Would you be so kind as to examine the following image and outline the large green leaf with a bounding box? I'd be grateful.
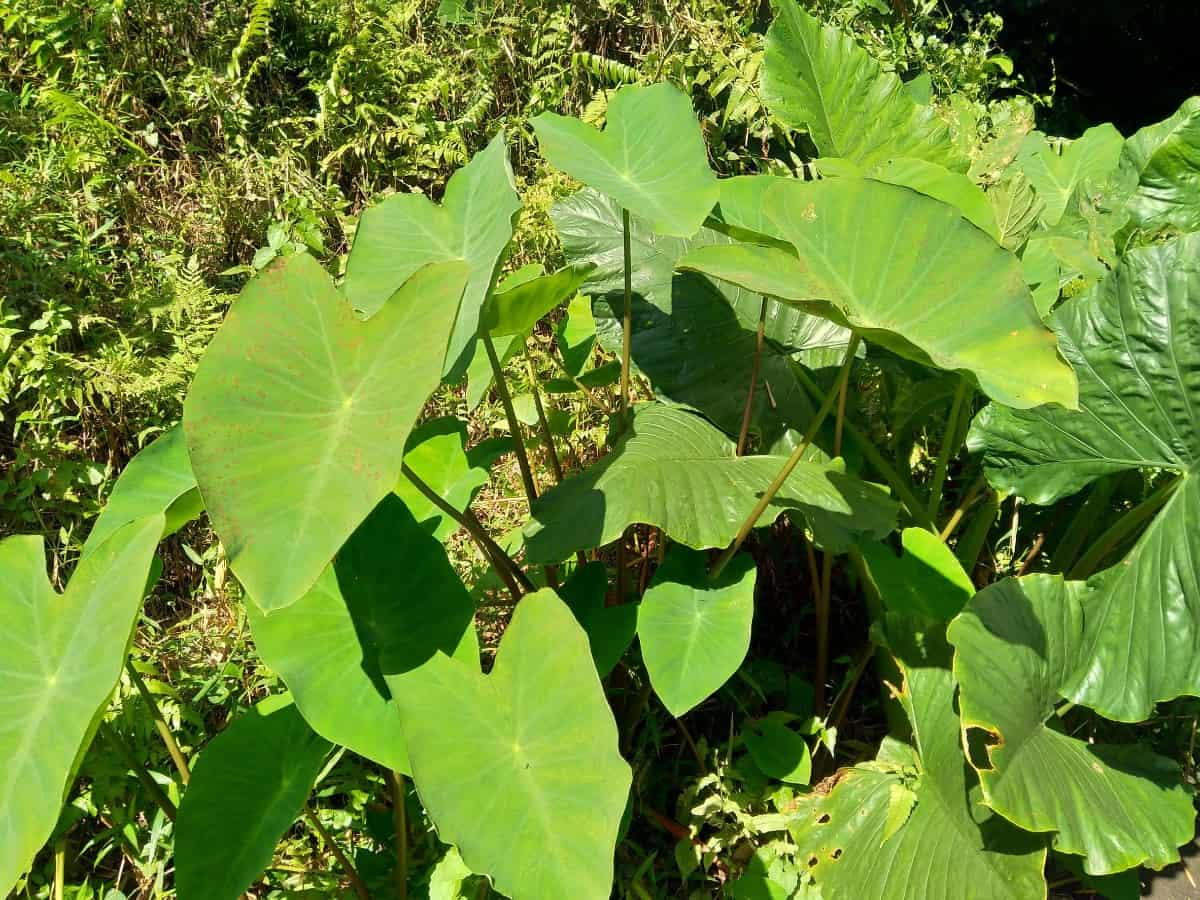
[393,417,490,542]
[789,618,1046,899]
[678,177,1078,410]
[531,82,718,236]
[82,425,202,558]
[389,589,631,900]
[638,546,756,716]
[175,698,331,900]
[183,255,468,614]
[1014,125,1124,225]
[0,516,162,894]
[523,404,897,563]
[969,235,1200,721]
[247,495,477,774]
[762,0,963,171]
[1119,96,1200,236]
[860,527,974,623]
[948,576,1195,874]
[343,131,520,372]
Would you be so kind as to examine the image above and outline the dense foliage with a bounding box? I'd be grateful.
[4,1,1199,899]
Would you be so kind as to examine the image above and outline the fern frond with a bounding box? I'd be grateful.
[228,0,275,79]
[572,51,639,87]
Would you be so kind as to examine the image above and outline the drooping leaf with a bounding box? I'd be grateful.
[183,255,468,613]
[393,418,490,541]
[389,590,631,900]
[523,404,897,563]
[175,698,331,900]
[743,713,812,785]
[948,575,1195,874]
[678,177,1078,410]
[790,618,1047,899]
[987,172,1043,250]
[1015,125,1124,225]
[860,527,974,623]
[762,0,964,171]
[247,496,477,774]
[343,131,520,372]
[482,263,594,337]
[82,425,202,558]
[532,82,718,236]
[0,517,163,895]
[969,234,1200,721]
[559,561,636,677]
[638,546,757,716]
[1119,95,1200,236]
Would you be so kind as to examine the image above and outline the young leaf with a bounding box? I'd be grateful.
[948,576,1195,874]
[393,417,490,542]
[532,82,718,237]
[388,589,631,900]
[183,254,468,614]
[0,518,163,895]
[556,291,597,377]
[246,496,477,773]
[860,528,974,623]
[1014,125,1124,225]
[743,714,813,785]
[988,172,1044,250]
[969,234,1200,721]
[481,263,594,337]
[343,131,520,373]
[523,404,897,563]
[638,546,757,717]
[559,561,636,677]
[175,699,331,900]
[1119,95,1200,236]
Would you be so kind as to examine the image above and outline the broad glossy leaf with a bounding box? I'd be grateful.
[1119,96,1200,235]
[1015,125,1124,225]
[762,0,963,170]
[0,517,162,894]
[482,264,593,337]
[559,562,636,677]
[183,255,468,613]
[393,418,490,541]
[790,618,1046,899]
[638,546,756,716]
[860,527,974,623]
[389,590,631,900]
[175,698,331,900]
[343,131,520,372]
[948,576,1195,874]
[523,404,897,563]
[969,235,1200,720]
[83,425,202,558]
[532,82,718,236]
[247,496,477,773]
[679,177,1078,410]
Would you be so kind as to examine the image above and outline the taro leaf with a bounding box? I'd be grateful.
[1119,95,1200,236]
[743,713,812,785]
[678,177,1078,410]
[790,617,1047,900]
[559,561,636,677]
[175,698,331,900]
[531,82,718,237]
[987,172,1043,250]
[81,424,203,558]
[481,263,593,337]
[948,576,1195,874]
[969,235,1200,721]
[556,291,597,377]
[762,0,964,171]
[343,131,520,373]
[638,546,756,717]
[1014,125,1124,226]
[553,188,843,445]
[246,496,477,774]
[394,418,490,541]
[523,404,897,563]
[389,589,631,900]
[464,330,521,410]
[183,255,468,614]
[0,517,162,895]
[860,527,974,623]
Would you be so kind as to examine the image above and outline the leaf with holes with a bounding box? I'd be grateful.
[1014,125,1124,225]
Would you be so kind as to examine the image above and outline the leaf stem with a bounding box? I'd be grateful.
[927,377,970,520]
[1067,475,1181,580]
[305,808,371,900]
[126,660,191,784]
[524,347,564,483]
[53,841,65,900]
[620,207,633,427]
[99,720,176,821]
[709,335,861,580]
[815,361,851,714]
[390,771,408,900]
[736,296,768,456]
[939,474,987,542]
[481,330,539,504]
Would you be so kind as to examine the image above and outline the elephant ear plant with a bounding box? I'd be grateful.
[4,1,1200,896]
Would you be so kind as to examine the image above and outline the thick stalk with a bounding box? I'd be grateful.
[736,296,768,456]
[927,377,970,520]
[54,842,65,900]
[620,207,633,426]
[126,660,190,784]
[390,772,408,900]
[710,335,861,579]
[939,474,987,542]
[1068,475,1181,579]
[815,368,850,714]
[305,809,371,900]
[481,330,539,504]
[100,721,176,821]
[524,348,564,483]
[401,462,533,598]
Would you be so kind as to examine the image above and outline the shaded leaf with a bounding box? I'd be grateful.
[559,562,636,677]
[860,527,974,623]
[743,714,813,785]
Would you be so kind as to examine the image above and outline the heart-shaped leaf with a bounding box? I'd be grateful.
[532,82,718,237]
[183,254,468,613]
[247,495,477,774]
[638,546,757,716]
[343,131,520,373]
[559,562,636,677]
[523,404,897,563]
[948,575,1195,874]
[1014,125,1124,225]
[969,234,1200,721]
[1120,96,1200,236]
[175,698,331,900]
[389,589,631,900]
[0,516,163,894]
